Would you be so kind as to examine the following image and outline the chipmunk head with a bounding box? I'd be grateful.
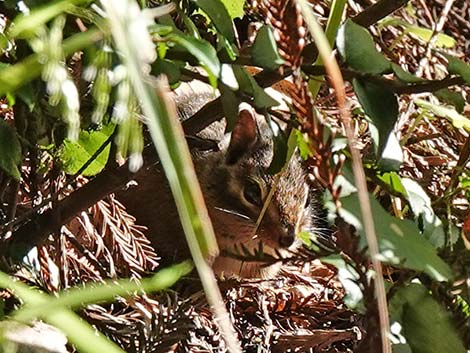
[195,104,314,278]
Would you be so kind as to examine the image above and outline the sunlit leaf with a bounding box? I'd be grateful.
[383,18,456,48]
[251,25,284,70]
[220,0,245,19]
[337,19,391,75]
[60,124,114,176]
[376,171,406,197]
[378,132,403,171]
[338,193,452,281]
[321,255,365,310]
[415,98,470,131]
[169,33,220,86]
[401,178,446,248]
[295,130,314,160]
[406,25,455,48]
[232,65,279,109]
[352,79,398,155]
[194,0,235,42]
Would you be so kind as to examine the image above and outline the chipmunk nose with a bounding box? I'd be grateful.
[279,224,296,247]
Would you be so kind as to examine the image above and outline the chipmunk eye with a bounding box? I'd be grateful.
[243,179,262,206]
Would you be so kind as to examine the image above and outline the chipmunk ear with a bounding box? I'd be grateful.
[226,105,258,165]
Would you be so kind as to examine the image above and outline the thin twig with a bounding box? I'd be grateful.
[297,2,391,353]
[352,0,410,27]
[302,65,467,94]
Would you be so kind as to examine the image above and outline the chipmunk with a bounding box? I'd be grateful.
[116,84,321,278]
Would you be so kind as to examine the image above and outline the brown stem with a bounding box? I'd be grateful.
[302,65,467,94]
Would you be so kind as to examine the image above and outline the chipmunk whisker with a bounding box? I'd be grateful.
[214,207,251,220]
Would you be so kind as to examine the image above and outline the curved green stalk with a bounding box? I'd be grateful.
[307,0,347,98]
[297,1,391,353]
[100,1,241,352]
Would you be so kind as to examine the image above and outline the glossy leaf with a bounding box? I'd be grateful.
[232,65,279,109]
[195,0,235,42]
[251,25,284,70]
[169,33,220,86]
[339,193,452,281]
[337,19,391,75]
[60,124,113,176]
[390,284,465,353]
[0,119,22,180]
[352,79,399,156]
[221,0,245,19]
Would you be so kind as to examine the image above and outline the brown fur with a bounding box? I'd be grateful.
[116,92,316,278]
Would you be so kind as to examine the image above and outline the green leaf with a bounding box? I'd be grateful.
[352,79,399,155]
[232,65,279,109]
[415,98,470,131]
[169,33,220,86]
[220,0,245,19]
[0,120,21,180]
[390,284,466,353]
[403,24,455,48]
[14,262,193,321]
[337,19,391,75]
[251,25,284,70]
[0,271,127,353]
[401,178,445,248]
[295,129,314,160]
[219,85,240,131]
[267,119,288,174]
[194,0,236,42]
[376,171,406,197]
[382,18,456,48]
[151,59,182,86]
[338,193,452,281]
[9,0,85,39]
[321,255,365,310]
[392,64,424,83]
[0,28,102,96]
[378,132,403,171]
[445,54,470,83]
[59,124,113,176]
[434,89,465,113]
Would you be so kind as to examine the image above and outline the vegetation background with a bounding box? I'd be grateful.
[0,0,469,352]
